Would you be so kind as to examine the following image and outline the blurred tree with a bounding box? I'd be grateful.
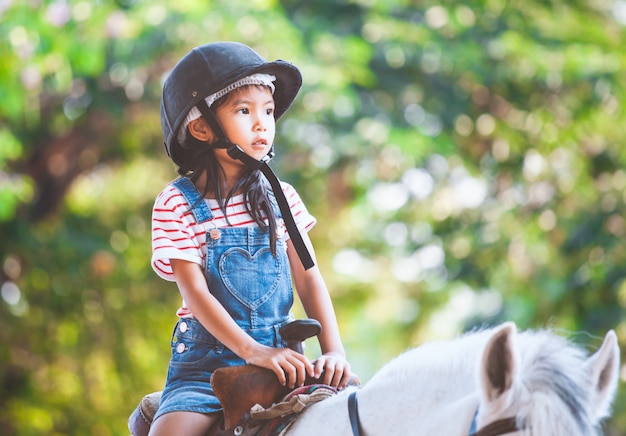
[0,0,625,434]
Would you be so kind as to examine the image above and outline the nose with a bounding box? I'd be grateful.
[254,114,267,131]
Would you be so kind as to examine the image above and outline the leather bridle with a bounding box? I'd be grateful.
[347,391,520,436]
[347,391,362,436]
[469,417,519,436]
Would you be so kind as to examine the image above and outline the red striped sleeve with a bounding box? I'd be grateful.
[280,182,316,238]
[151,185,205,281]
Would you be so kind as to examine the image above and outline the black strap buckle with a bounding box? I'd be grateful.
[227,144,245,159]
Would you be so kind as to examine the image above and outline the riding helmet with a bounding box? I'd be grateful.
[160,41,303,168]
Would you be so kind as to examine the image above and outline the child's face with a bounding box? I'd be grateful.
[213,85,276,164]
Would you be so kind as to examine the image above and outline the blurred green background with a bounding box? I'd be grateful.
[1,0,625,434]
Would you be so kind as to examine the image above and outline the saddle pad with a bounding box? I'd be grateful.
[253,384,338,436]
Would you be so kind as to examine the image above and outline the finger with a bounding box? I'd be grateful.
[337,365,350,390]
[298,355,314,385]
[287,355,307,387]
[297,354,315,378]
[322,361,336,386]
[282,360,297,389]
[330,366,342,388]
[272,361,287,386]
[313,358,325,379]
[332,365,346,388]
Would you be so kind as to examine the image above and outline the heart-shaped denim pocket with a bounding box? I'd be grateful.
[219,247,283,310]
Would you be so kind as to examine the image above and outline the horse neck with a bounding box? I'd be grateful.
[349,332,492,434]
[288,335,487,435]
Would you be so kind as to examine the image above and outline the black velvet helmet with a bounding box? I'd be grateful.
[160,41,303,167]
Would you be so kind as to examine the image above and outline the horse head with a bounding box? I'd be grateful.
[476,322,620,435]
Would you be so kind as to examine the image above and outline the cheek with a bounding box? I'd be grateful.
[266,118,277,134]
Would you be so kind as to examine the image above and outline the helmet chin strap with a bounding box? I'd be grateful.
[196,99,314,271]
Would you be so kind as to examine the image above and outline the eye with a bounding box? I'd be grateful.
[266,107,274,116]
[238,107,250,114]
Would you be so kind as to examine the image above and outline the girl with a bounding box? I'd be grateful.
[149,42,352,435]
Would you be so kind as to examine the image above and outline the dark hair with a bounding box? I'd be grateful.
[176,86,279,255]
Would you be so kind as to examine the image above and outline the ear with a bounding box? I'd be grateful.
[188,118,216,142]
[480,322,520,404]
[584,330,620,420]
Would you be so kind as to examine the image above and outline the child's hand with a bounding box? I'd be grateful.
[313,352,352,390]
[245,345,314,389]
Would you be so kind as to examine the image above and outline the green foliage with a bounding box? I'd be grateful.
[1,0,625,434]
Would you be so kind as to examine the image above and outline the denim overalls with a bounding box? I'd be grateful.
[154,177,295,419]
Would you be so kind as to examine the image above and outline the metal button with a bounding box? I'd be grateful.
[179,321,188,333]
[176,343,186,354]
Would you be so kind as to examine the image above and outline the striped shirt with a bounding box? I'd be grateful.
[151,180,316,283]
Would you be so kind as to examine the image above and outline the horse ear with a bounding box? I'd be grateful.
[479,322,520,404]
[584,330,620,420]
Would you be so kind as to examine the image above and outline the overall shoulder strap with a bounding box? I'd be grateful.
[171,177,214,223]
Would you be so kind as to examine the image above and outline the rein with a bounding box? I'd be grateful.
[346,391,520,436]
[469,416,519,436]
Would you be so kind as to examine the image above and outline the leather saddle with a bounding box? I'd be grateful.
[128,319,325,436]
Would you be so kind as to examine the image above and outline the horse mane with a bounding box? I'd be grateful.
[510,330,597,435]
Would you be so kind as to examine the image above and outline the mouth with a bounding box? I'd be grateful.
[251,139,268,149]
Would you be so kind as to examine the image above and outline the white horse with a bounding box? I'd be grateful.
[287,322,621,435]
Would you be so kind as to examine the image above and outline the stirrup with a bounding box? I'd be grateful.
[128,391,162,436]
